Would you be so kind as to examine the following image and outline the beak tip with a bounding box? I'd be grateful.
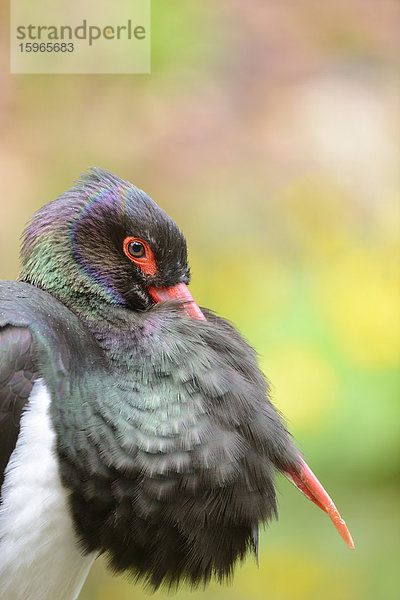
[345,538,356,551]
[283,458,355,551]
[342,527,356,550]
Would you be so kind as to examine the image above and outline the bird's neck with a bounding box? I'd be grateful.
[27,279,161,366]
[67,296,157,366]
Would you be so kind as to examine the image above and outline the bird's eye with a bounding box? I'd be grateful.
[123,236,157,276]
[127,241,145,258]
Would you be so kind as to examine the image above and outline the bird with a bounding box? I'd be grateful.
[0,168,354,600]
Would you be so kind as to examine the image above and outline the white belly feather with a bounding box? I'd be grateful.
[0,379,96,600]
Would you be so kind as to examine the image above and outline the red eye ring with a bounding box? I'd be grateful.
[123,236,157,276]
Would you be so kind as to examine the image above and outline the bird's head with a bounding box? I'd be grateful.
[19,168,199,316]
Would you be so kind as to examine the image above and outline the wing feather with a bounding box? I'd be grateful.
[0,326,37,495]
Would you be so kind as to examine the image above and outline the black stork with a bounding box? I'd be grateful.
[0,168,354,600]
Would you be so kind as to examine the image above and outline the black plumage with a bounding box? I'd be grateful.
[0,281,299,589]
[0,169,354,598]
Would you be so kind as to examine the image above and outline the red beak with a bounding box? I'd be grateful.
[148,282,207,321]
[148,282,355,550]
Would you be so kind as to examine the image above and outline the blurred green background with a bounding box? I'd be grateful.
[1,1,399,599]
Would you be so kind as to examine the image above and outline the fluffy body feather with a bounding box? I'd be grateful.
[0,280,298,589]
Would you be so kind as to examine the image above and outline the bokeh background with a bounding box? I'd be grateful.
[1,1,399,599]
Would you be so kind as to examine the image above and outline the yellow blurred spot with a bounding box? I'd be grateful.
[315,247,400,368]
[194,239,291,325]
[232,547,363,600]
[261,343,339,431]
[276,176,354,259]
